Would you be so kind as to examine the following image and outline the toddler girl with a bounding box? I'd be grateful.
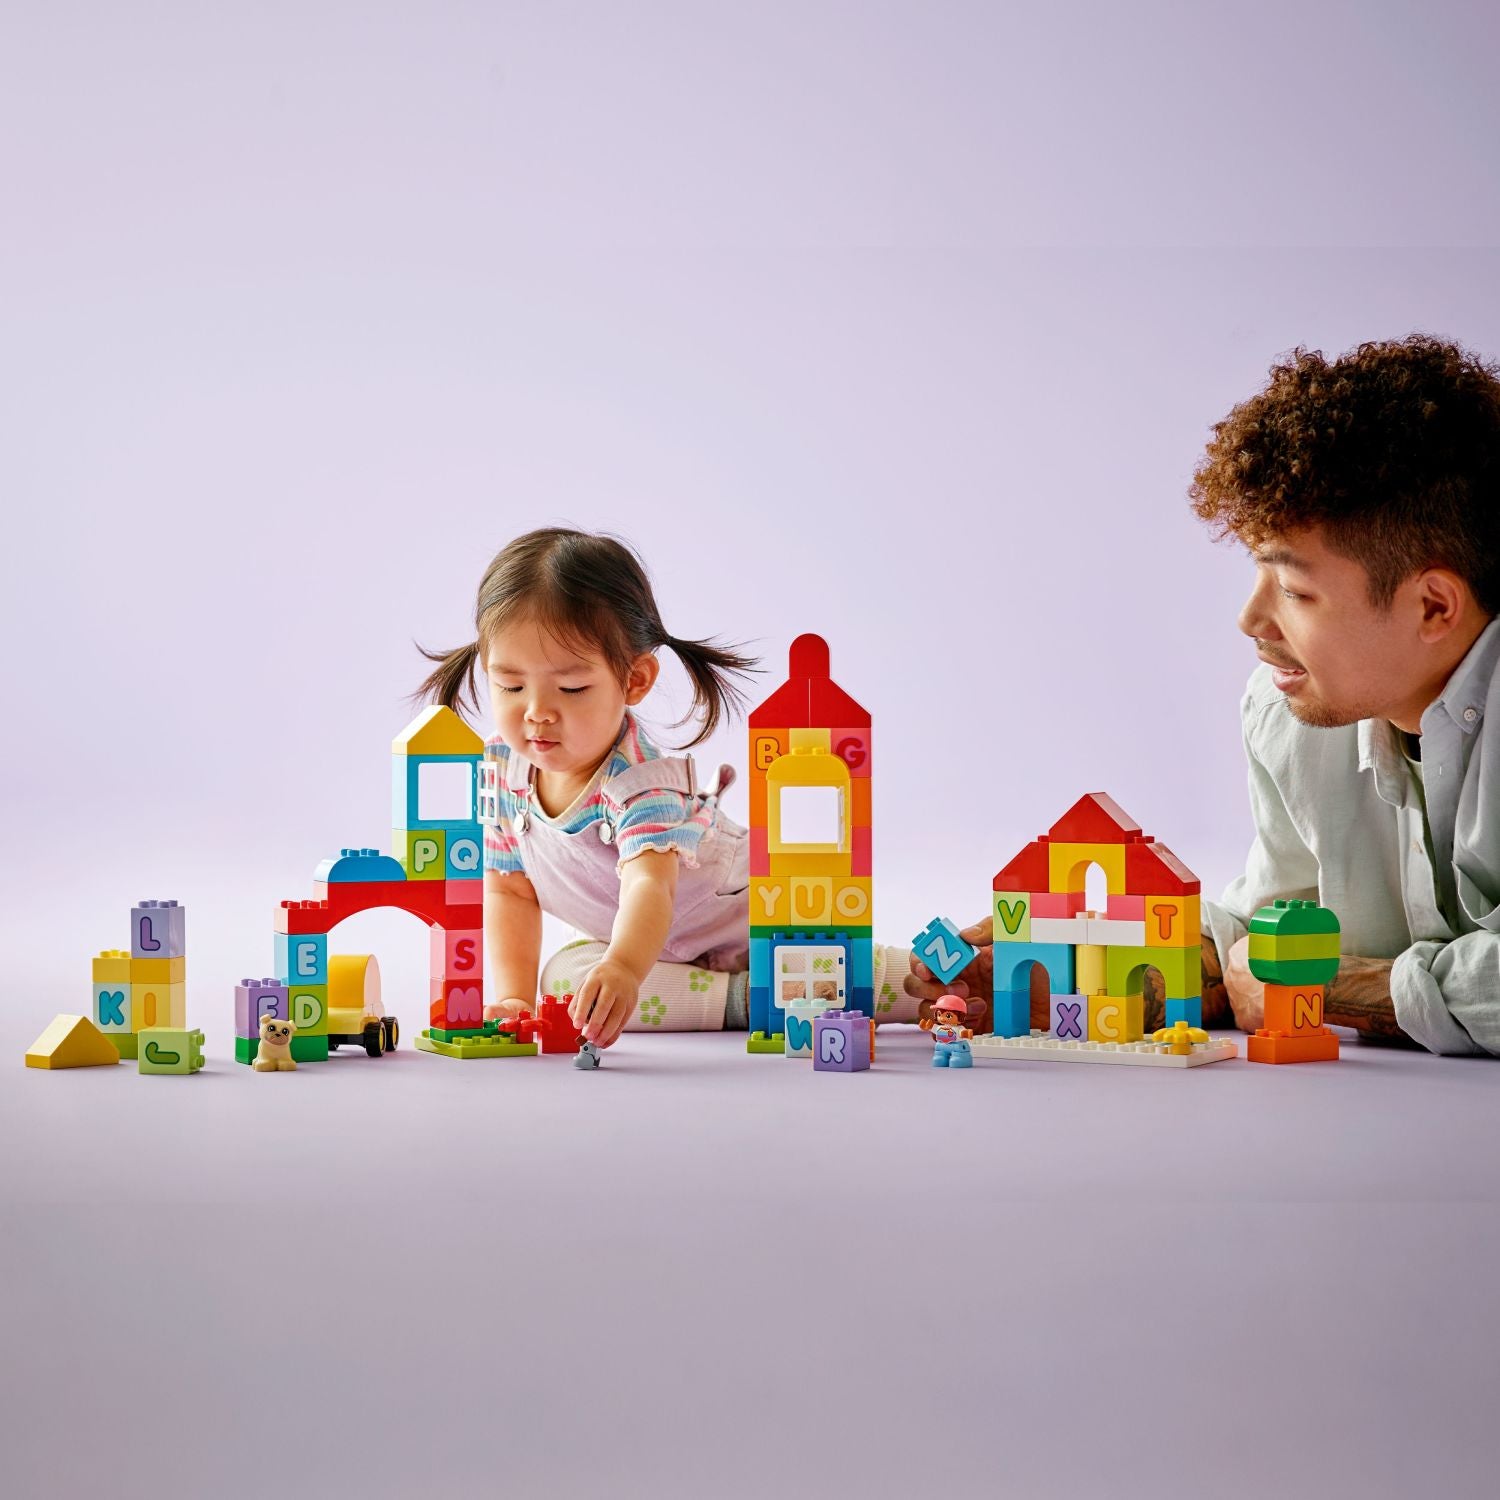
[416,526,912,1045]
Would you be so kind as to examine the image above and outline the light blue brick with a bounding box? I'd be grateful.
[993,942,1074,1000]
[274,931,327,986]
[912,916,977,986]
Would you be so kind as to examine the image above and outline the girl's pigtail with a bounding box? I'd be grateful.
[412,640,481,719]
[664,635,759,746]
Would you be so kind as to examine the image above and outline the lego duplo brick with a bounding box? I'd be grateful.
[970,1032,1237,1069]
[92,982,132,1033]
[235,979,289,1038]
[430,927,483,982]
[993,942,1076,1000]
[992,892,1032,943]
[1050,994,1086,1040]
[138,1028,206,1075]
[813,1009,871,1072]
[783,999,821,1058]
[1047,793,1143,844]
[274,932,328,987]
[26,1015,122,1069]
[1247,1029,1340,1064]
[131,900,185,959]
[1247,900,1341,986]
[287,985,329,1035]
[1145,896,1201,947]
[912,916,977,987]
[1263,982,1327,1034]
[1164,997,1203,1028]
[430,978,484,1031]
[312,847,408,884]
[1047,842,1126,896]
[92,950,132,984]
[1086,992,1144,1044]
[394,828,448,882]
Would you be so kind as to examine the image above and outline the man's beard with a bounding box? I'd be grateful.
[1284,694,1371,729]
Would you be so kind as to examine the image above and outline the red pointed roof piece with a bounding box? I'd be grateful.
[1048,793,1142,844]
[1124,839,1200,896]
[993,839,1051,892]
[749,633,870,729]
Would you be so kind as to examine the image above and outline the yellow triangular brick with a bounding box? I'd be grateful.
[391,705,483,757]
[25,1014,122,1069]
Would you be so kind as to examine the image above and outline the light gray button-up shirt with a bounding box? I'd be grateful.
[1203,617,1500,1056]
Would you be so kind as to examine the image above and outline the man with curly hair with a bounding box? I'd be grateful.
[1188,334,1500,1055]
[907,334,1500,1057]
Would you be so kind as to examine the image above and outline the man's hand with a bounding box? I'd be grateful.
[570,956,640,1048]
[906,917,993,1006]
[903,916,1050,1031]
[1223,935,1265,1032]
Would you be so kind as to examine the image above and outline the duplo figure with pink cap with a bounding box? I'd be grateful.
[920,994,974,1068]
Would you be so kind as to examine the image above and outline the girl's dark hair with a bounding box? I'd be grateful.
[414,528,758,747]
[1190,333,1500,613]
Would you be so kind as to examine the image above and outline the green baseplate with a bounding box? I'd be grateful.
[235,1034,330,1065]
[233,1018,540,1064]
[747,1031,785,1055]
[417,1032,540,1056]
[415,1028,537,1059]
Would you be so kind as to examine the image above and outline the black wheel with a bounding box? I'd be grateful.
[328,1037,341,1050]
[382,1016,399,1051]
[362,1020,386,1058]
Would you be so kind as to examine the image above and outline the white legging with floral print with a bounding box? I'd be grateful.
[539,940,921,1032]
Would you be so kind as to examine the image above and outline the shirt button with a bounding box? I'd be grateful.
[1464,707,1478,723]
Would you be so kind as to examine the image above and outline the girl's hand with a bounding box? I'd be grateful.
[571,957,640,1048]
[483,997,530,1023]
[906,916,993,1006]
[1222,935,1265,1032]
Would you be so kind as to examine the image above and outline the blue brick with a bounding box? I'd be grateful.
[1165,997,1203,1028]
[313,847,408,884]
[274,932,327,986]
[991,993,1031,1038]
[993,941,1074,1002]
[912,915,977,986]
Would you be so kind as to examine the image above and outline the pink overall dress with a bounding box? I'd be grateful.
[508,752,751,973]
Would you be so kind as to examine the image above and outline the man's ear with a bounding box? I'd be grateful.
[1414,568,1472,643]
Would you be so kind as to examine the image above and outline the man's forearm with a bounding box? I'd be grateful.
[1324,955,1412,1041]
[1138,936,1231,1032]
[1198,935,1233,1028]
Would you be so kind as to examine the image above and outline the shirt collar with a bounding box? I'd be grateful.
[1425,615,1500,737]
[1357,615,1500,798]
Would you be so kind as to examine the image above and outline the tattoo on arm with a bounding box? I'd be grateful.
[1129,938,1230,1034]
[1142,965,1164,1033]
[1198,935,1233,1029]
[1324,956,1412,1042]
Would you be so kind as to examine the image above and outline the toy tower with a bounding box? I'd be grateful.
[1245,899,1341,1063]
[90,900,188,1060]
[392,707,485,883]
[990,793,1201,1040]
[239,706,488,1064]
[746,634,873,1054]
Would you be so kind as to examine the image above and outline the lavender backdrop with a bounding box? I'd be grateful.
[6,7,1500,1499]
[3,1,1499,1014]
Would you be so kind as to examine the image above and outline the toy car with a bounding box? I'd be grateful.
[325,953,400,1057]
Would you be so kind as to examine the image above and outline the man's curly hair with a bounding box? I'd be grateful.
[1189,334,1500,614]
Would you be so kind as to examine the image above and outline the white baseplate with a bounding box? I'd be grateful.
[969,1031,1238,1069]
